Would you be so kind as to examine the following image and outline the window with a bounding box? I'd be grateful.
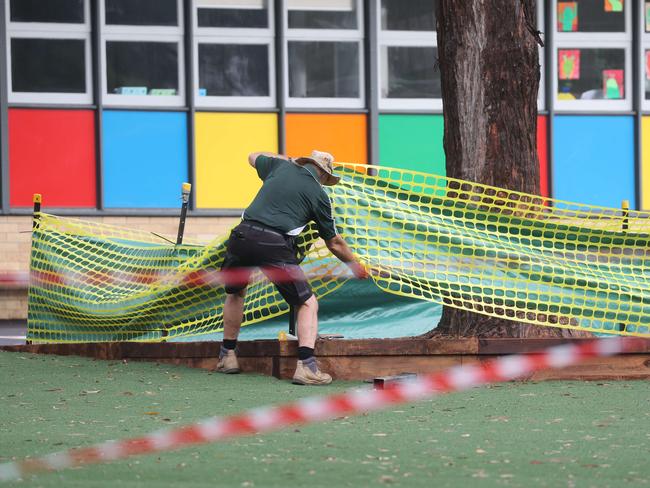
[557,1,625,33]
[11,39,86,94]
[193,0,275,108]
[642,2,650,110]
[645,48,650,102]
[537,1,545,111]
[105,0,178,26]
[288,0,358,29]
[100,0,184,107]
[106,41,179,96]
[285,0,364,108]
[553,0,631,111]
[558,48,625,99]
[6,0,92,104]
[197,0,268,28]
[198,44,269,96]
[10,0,84,24]
[381,0,435,31]
[289,41,359,98]
[378,0,440,110]
[382,46,439,99]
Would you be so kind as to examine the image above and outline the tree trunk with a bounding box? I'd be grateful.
[429,0,589,338]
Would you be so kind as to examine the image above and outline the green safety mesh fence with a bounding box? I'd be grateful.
[27,163,650,342]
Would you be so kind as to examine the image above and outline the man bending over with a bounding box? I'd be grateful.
[217,150,368,385]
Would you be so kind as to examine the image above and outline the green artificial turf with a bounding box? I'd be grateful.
[1,351,648,488]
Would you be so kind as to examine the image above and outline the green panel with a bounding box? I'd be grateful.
[378,114,446,175]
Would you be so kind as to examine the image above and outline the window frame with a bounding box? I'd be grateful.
[192,0,276,108]
[376,1,440,111]
[5,0,93,105]
[284,0,365,109]
[552,0,632,112]
[99,0,185,108]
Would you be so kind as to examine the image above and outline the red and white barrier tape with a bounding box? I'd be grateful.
[0,337,646,482]
[0,271,29,289]
[0,264,368,291]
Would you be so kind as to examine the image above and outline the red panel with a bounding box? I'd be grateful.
[9,109,96,207]
[537,115,549,198]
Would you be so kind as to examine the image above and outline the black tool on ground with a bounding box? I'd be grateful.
[373,373,417,390]
[318,334,344,339]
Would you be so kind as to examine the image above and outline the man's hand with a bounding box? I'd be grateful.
[325,235,369,280]
[346,260,369,280]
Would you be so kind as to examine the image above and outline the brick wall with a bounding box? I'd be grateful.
[0,215,238,320]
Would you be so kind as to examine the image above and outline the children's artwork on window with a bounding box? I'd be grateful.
[557,48,624,101]
[646,2,650,32]
[602,69,624,99]
[604,0,623,12]
[557,2,578,32]
[559,50,580,80]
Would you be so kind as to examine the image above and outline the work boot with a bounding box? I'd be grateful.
[216,348,240,374]
[292,358,332,385]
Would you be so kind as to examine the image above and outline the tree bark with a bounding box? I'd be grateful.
[429,0,589,338]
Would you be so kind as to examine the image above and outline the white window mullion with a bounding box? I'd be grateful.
[286,28,361,41]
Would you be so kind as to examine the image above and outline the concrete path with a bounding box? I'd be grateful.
[0,320,27,345]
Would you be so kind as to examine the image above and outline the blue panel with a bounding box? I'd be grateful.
[103,111,188,208]
[553,115,635,209]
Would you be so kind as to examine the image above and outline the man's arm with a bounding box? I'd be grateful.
[248,152,292,168]
[325,235,369,279]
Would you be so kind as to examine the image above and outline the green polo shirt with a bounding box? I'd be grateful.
[242,156,338,240]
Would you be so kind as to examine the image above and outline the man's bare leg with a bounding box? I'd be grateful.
[217,290,246,374]
[292,295,331,384]
[297,294,319,348]
[223,289,246,340]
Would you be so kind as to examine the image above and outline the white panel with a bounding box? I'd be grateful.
[287,0,353,12]
[197,0,264,9]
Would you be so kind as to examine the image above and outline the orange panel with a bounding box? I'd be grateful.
[285,114,368,165]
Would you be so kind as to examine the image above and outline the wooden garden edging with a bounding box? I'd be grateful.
[2,337,650,381]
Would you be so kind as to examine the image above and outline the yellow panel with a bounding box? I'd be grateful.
[195,113,278,209]
[643,117,650,210]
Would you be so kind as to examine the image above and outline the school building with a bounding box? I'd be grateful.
[0,0,647,318]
